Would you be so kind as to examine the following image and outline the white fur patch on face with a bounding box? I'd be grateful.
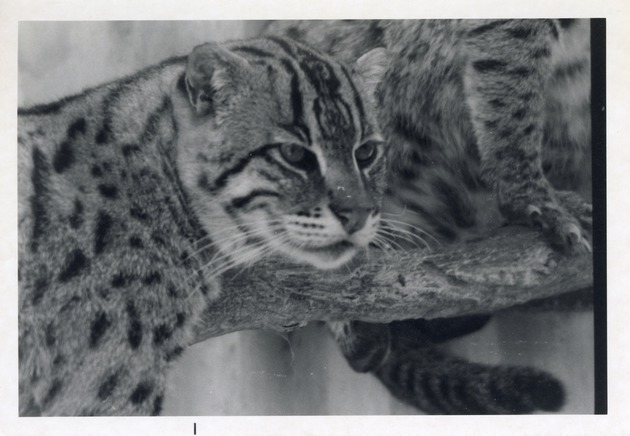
[272,205,380,270]
[197,168,381,271]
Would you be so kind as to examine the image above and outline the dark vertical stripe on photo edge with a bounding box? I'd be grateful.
[590,18,607,415]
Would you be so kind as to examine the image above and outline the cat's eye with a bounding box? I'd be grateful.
[355,141,379,168]
[279,143,318,171]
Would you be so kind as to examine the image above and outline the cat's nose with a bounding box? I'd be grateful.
[330,204,372,234]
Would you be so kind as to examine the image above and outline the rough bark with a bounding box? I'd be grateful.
[193,226,593,343]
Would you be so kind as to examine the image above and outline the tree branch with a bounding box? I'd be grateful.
[193,226,593,343]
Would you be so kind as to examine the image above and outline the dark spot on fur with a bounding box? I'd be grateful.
[506,26,534,39]
[91,165,103,177]
[523,124,536,136]
[399,167,417,180]
[484,119,499,130]
[165,346,184,362]
[519,92,536,103]
[558,19,577,29]
[176,313,186,328]
[286,26,304,40]
[31,276,49,306]
[547,20,559,39]
[367,21,386,46]
[176,73,187,94]
[140,97,171,142]
[151,395,164,416]
[472,59,508,73]
[129,235,143,248]
[41,379,63,409]
[196,153,210,163]
[168,285,180,298]
[97,372,119,400]
[45,323,56,347]
[94,210,113,254]
[98,184,118,199]
[142,271,161,286]
[68,118,87,139]
[498,128,513,139]
[53,354,65,367]
[397,274,406,287]
[130,206,149,221]
[199,284,209,296]
[111,272,133,288]
[30,147,50,253]
[488,98,506,108]
[53,141,74,173]
[197,173,212,194]
[58,249,89,283]
[179,251,191,268]
[129,381,154,405]
[126,301,142,349]
[509,66,533,78]
[153,325,172,346]
[122,144,141,158]
[96,126,111,144]
[512,108,526,120]
[69,198,84,229]
[89,312,111,348]
[468,20,510,37]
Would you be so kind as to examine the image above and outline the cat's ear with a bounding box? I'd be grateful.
[353,48,390,98]
[181,43,250,117]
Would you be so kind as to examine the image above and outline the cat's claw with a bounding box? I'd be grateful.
[526,204,543,228]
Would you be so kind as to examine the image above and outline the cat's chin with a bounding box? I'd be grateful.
[284,240,359,270]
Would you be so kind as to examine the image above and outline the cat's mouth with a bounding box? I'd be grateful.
[298,240,354,255]
[285,239,358,270]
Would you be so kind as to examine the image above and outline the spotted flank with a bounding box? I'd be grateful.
[18,35,388,415]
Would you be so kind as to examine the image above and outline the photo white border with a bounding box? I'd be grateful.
[2,1,629,434]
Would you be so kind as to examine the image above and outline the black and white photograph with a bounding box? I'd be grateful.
[16,18,601,416]
[3,2,628,434]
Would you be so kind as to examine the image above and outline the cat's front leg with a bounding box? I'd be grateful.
[462,19,591,253]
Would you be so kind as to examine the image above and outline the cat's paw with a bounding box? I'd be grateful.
[330,321,391,373]
[554,190,593,230]
[500,186,592,254]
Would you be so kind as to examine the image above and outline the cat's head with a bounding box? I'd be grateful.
[172,37,389,270]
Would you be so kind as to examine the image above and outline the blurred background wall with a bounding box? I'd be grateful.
[18,21,594,415]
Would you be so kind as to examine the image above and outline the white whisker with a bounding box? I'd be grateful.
[379,216,441,247]
[377,226,430,250]
[374,231,409,252]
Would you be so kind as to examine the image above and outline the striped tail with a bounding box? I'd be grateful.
[375,345,565,414]
[334,319,565,414]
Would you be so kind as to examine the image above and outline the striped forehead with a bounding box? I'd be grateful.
[232,37,366,150]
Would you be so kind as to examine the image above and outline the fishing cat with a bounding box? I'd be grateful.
[266,19,593,414]
[18,36,390,415]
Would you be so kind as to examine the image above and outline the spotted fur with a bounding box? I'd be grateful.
[268,19,592,414]
[18,36,388,416]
